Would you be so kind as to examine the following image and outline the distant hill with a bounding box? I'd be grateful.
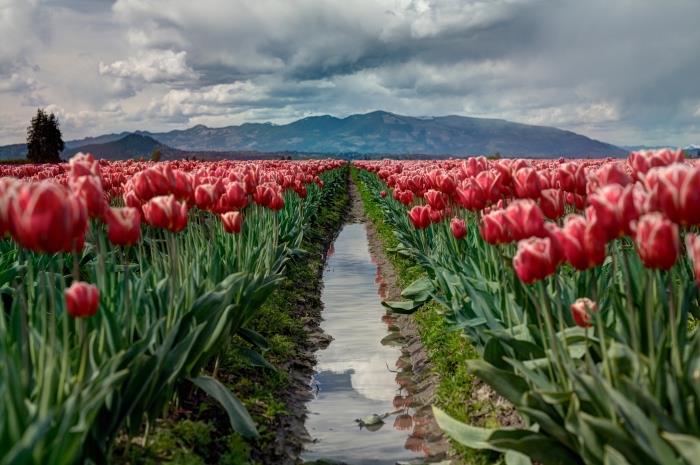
[63,134,171,160]
[140,111,626,157]
[1,110,628,159]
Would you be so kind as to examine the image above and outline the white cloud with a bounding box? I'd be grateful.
[0,73,37,93]
[99,49,197,83]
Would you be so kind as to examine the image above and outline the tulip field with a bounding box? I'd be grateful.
[1,149,700,465]
[0,155,344,464]
[353,150,700,465]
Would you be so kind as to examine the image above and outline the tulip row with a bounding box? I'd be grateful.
[353,150,699,465]
[0,155,345,464]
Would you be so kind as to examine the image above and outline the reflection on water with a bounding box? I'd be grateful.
[302,223,425,465]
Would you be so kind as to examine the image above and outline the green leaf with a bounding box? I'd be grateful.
[432,406,496,450]
[662,432,700,465]
[467,359,529,407]
[603,446,634,465]
[381,299,422,314]
[400,276,433,302]
[189,375,258,438]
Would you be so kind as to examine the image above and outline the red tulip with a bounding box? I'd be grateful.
[142,195,189,232]
[558,162,588,194]
[194,183,220,210]
[503,199,547,241]
[380,190,387,198]
[9,182,88,253]
[588,184,638,240]
[69,175,106,218]
[513,237,560,284]
[64,281,100,318]
[0,177,19,236]
[628,148,684,180]
[540,188,566,220]
[513,167,541,199]
[647,164,700,226]
[105,207,141,246]
[424,189,448,211]
[552,214,606,270]
[69,152,101,179]
[570,298,598,328]
[634,212,679,270]
[225,181,248,209]
[686,234,700,287]
[450,217,467,240]
[408,205,431,229]
[220,211,243,234]
[132,167,171,201]
[455,180,486,211]
[480,210,511,244]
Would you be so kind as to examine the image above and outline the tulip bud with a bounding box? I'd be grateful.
[69,175,106,218]
[450,217,467,240]
[633,212,679,270]
[503,199,547,241]
[570,298,598,328]
[513,167,541,199]
[540,188,566,220]
[686,234,700,287]
[408,205,431,229]
[221,211,244,234]
[225,181,248,209]
[424,189,448,211]
[105,207,141,246]
[142,195,189,232]
[380,190,387,198]
[553,214,606,270]
[9,182,88,253]
[480,210,511,244]
[512,237,560,284]
[64,281,100,318]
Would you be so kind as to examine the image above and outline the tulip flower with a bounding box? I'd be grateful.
[380,190,387,198]
[540,188,566,220]
[552,214,606,270]
[221,211,244,234]
[105,207,141,246]
[450,217,467,240]
[513,167,541,199]
[142,195,189,232]
[634,212,679,270]
[64,281,100,318]
[424,189,448,211]
[588,184,638,240]
[503,199,547,241]
[0,177,18,236]
[570,298,598,328]
[9,182,88,253]
[194,184,220,210]
[513,237,560,284]
[408,205,431,229]
[480,210,511,245]
[647,164,700,226]
[69,175,107,218]
[223,181,248,210]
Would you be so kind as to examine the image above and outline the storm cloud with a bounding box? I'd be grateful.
[1,0,699,146]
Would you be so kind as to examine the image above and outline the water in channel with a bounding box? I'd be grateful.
[302,223,425,465]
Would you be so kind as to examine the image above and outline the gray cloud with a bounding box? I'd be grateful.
[1,0,700,146]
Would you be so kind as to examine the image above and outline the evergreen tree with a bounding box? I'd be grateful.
[26,109,65,163]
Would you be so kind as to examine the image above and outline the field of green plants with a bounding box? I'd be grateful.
[1,149,699,465]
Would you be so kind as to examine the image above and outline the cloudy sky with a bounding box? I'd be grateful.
[1,0,699,146]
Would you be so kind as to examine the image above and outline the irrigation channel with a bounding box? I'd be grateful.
[302,217,447,465]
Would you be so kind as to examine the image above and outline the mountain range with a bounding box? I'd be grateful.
[0,110,631,160]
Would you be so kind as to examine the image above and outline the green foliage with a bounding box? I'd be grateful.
[354,167,700,465]
[0,167,348,465]
[26,108,64,163]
